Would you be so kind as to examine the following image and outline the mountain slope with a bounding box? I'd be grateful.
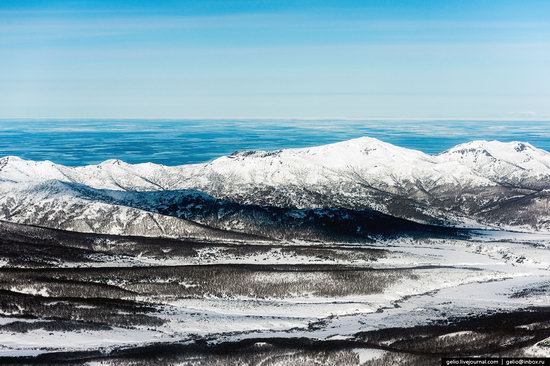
[1,137,549,232]
[0,180,463,241]
[0,180,253,241]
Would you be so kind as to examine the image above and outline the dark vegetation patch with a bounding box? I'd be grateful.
[356,306,550,357]
[0,290,164,328]
[0,264,420,299]
[0,319,110,333]
[0,342,363,365]
[0,220,392,267]
[510,281,550,299]
[0,239,100,267]
[2,308,549,365]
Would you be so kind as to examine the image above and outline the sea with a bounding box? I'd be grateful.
[0,119,549,166]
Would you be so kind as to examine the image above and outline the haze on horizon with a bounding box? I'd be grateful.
[1,0,549,119]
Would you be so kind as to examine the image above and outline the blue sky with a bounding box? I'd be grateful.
[1,0,550,119]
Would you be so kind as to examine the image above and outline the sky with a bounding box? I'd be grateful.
[1,0,550,119]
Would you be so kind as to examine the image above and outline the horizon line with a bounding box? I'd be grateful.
[2,117,550,122]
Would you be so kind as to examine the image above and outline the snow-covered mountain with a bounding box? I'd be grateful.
[0,180,254,241]
[1,137,549,233]
[0,179,460,241]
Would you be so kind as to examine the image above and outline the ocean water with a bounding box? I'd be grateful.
[0,120,549,166]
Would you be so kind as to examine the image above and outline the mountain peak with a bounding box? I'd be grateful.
[0,137,549,232]
[444,140,537,155]
[312,136,401,150]
[98,159,126,167]
[282,136,430,163]
[0,155,24,168]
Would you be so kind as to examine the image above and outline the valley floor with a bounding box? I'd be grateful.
[0,223,549,365]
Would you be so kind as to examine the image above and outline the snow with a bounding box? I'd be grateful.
[1,137,547,191]
[9,287,50,297]
[353,348,387,363]
[1,232,549,357]
[1,136,549,232]
[1,137,549,359]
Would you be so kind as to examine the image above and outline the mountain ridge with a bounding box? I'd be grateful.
[1,137,549,233]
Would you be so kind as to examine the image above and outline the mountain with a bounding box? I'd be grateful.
[0,180,253,241]
[1,137,549,233]
[0,179,461,241]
